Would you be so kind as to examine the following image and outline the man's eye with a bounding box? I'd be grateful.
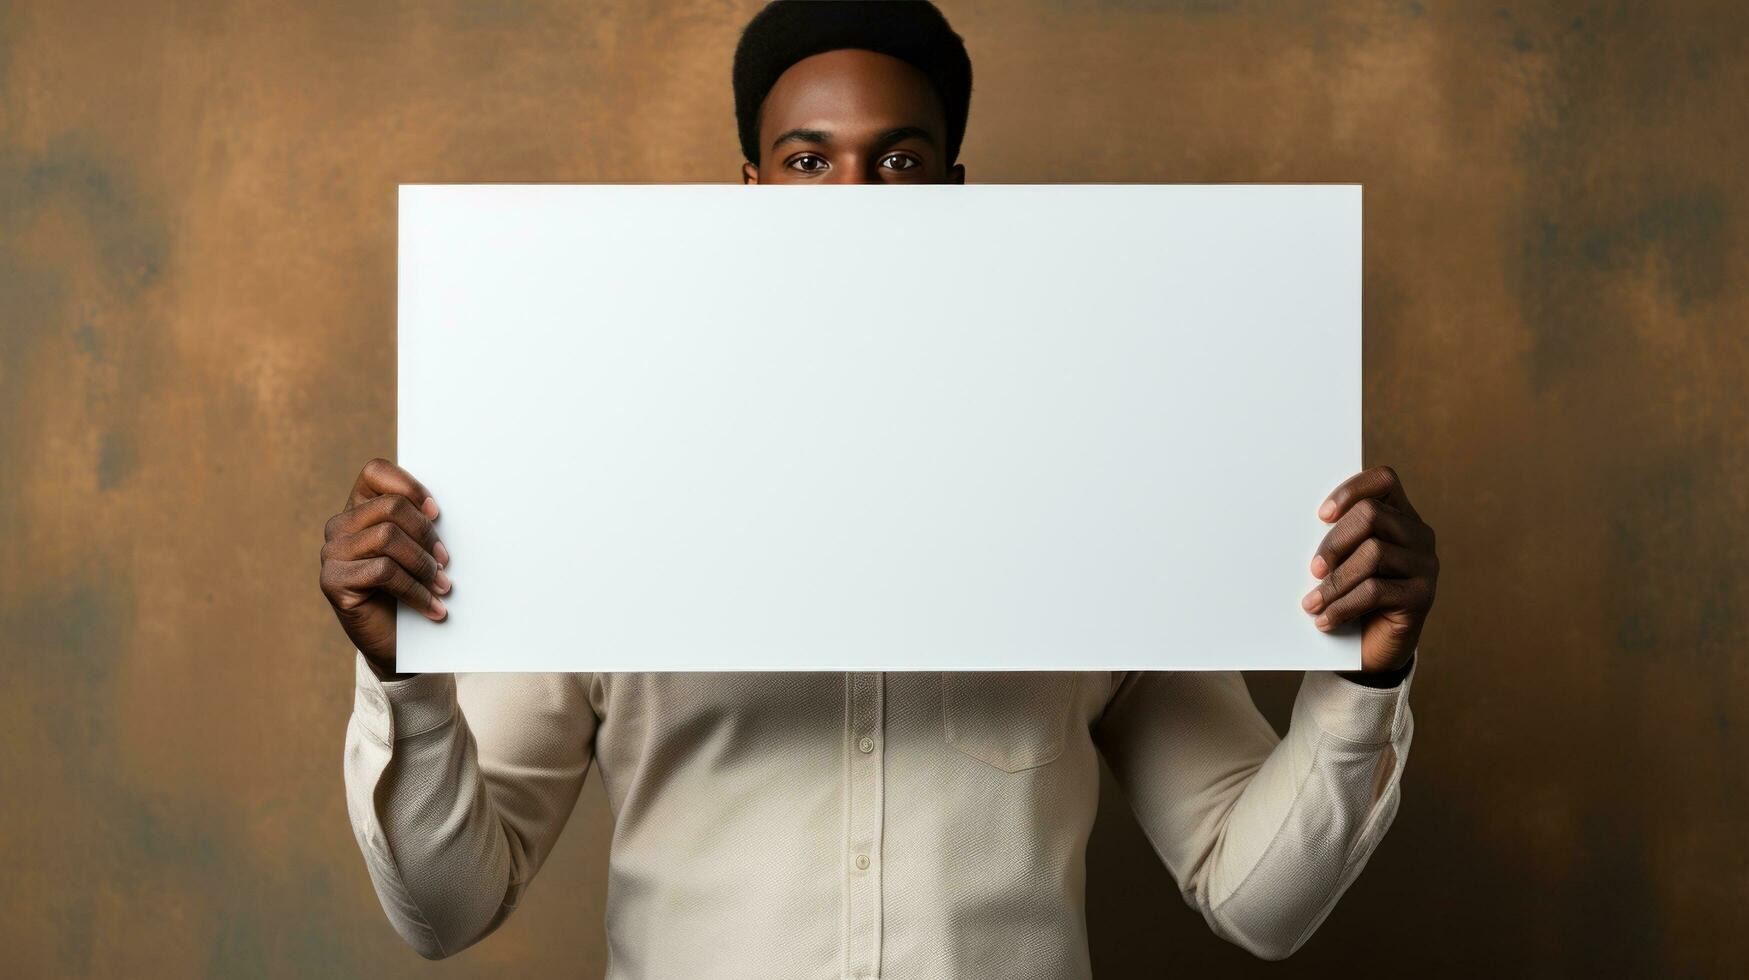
[881,153,920,171]
[787,154,829,173]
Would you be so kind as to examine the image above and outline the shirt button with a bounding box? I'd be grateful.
[858,736,875,754]
[854,853,870,871]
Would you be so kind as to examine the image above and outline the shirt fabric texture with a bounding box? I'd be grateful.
[343,656,1415,978]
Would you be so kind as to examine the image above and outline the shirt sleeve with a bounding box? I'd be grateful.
[342,653,597,959]
[1092,656,1415,960]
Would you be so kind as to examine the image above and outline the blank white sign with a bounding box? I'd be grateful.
[397,184,1360,673]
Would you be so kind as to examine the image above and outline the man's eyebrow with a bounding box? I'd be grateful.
[768,126,939,152]
[875,126,936,148]
[771,128,830,150]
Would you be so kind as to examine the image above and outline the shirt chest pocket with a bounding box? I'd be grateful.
[940,672,1082,773]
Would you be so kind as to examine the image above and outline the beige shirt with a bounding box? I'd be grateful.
[344,655,1414,977]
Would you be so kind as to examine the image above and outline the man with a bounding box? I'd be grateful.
[324,2,1439,976]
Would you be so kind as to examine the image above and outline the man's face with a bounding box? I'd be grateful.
[743,48,966,185]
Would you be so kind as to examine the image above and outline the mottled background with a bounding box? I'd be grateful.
[2,0,1745,976]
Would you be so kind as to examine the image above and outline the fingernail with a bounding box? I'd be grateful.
[430,597,447,620]
[1301,589,1323,612]
[434,541,450,567]
[423,497,441,520]
[1310,555,1329,578]
[435,569,452,595]
[1315,613,1331,630]
[1318,499,1337,522]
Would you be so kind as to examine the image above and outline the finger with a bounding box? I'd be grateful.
[348,457,439,519]
[1315,575,1433,631]
[1309,497,1430,577]
[327,556,447,621]
[323,523,451,595]
[1319,464,1420,523]
[1301,537,1429,614]
[325,494,447,566]
[327,493,439,549]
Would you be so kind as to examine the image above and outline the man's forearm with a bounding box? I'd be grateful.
[1197,668,1415,958]
[344,657,522,959]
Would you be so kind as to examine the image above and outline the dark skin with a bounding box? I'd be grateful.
[322,48,1438,678]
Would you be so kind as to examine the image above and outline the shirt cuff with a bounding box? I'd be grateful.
[351,651,458,745]
[1296,654,1415,746]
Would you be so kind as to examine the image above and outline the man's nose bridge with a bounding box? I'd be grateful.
[824,153,881,185]
[827,164,874,185]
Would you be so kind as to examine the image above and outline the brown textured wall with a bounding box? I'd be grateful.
[2,1,1744,976]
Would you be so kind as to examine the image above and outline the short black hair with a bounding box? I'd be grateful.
[732,0,973,165]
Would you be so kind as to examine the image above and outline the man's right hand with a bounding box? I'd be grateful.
[320,458,451,674]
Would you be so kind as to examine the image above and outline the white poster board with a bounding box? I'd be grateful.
[397,184,1361,672]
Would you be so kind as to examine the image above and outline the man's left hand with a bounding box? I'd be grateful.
[1300,465,1439,674]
